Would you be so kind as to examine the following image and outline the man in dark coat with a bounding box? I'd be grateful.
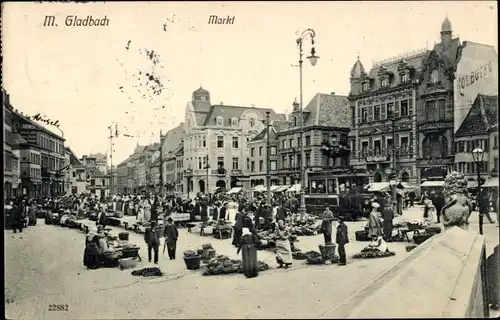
[336,217,349,266]
[144,221,160,264]
[233,209,245,247]
[163,217,179,260]
[432,191,446,223]
[382,199,394,242]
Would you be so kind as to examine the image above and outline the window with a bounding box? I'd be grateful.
[259,146,263,156]
[494,158,498,172]
[297,137,302,148]
[250,148,255,157]
[216,117,224,126]
[282,140,287,149]
[425,100,437,122]
[270,160,277,171]
[381,78,389,88]
[305,135,311,146]
[101,179,106,186]
[202,136,206,147]
[231,118,238,127]
[217,157,224,168]
[386,102,394,118]
[362,82,370,91]
[458,141,465,152]
[198,157,203,169]
[361,141,369,156]
[400,137,409,154]
[72,172,76,178]
[438,100,446,120]
[374,140,381,155]
[91,179,95,186]
[400,100,409,117]
[430,69,439,84]
[259,160,264,172]
[249,118,255,127]
[270,146,277,155]
[217,136,224,148]
[305,152,311,166]
[246,158,250,170]
[374,105,381,121]
[251,161,255,172]
[282,155,287,168]
[296,154,301,168]
[494,136,498,150]
[361,108,368,123]
[232,137,239,148]
[289,138,294,148]
[232,157,239,170]
[401,72,410,83]
[289,155,294,167]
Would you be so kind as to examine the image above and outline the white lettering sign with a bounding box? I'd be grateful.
[457,61,493,96]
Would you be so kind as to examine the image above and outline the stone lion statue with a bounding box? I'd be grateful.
[440,171,473,230]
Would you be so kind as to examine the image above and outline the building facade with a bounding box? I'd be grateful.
[81,155,109,198]
[3,91,21,199]
[65,147,86,195]
[453,94,498,184]
[277,93,351,186]
[175,146,184,193]
[12,110,66,197]
[248,121,283,187]
[182,87,285,195]
[89,153,108,175]
[349,46,427,185]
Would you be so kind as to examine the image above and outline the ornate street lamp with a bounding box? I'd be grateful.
[296,28,319,216]
[471,147,485,235]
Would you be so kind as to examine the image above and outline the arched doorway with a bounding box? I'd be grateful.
[198,180,205,194]
[401,171,410,183]
[216,180,226,190]
[374,171,383,183]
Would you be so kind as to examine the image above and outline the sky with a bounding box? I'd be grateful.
[3,1,498,164]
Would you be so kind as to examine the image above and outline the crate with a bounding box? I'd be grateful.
[355,230,370,242]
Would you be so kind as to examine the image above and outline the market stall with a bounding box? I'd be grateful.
[227,187,242,195]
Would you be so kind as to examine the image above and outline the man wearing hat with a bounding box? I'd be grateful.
[163,217,179,260]
[336,216,349,266]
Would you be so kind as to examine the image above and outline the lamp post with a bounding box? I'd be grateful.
[159,131,165,197]
[388,110,398,214]
[185,169,192,199]
[265,111,272,205]
[108,122,119,196]
[204,155,210,195]
[296,28,319,215]
[472,147,485,235]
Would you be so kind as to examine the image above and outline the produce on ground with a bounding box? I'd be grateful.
[131,267,163,277]
[406,244,418,252]
[292,251,307,260]
[352,248,396,259]
[202,255,270,276]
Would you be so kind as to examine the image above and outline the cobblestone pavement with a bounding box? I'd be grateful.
[5,207,498,319]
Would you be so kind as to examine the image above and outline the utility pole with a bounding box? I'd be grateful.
[108,123,118,196]
[390,113,398,214]
[266,111,272,205]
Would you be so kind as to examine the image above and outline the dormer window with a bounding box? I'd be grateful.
[231,118,238,127]
[381,78,389,88]
[401,72,410,83]
[362,82,370,92]
[216,116,224,126]
[249,118,255,127]
[201,96,207,101]
[430,69,439,84]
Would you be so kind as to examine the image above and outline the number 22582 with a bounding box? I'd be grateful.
[48,304,68,311]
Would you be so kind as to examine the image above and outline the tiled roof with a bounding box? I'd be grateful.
[202,105,283,126]
[65,147,82,166]
[455,94,498,136]
[161,124,184,155]
[350,59,366,78]
[366,51,429,92]
[250,126,280,142]
[433,38,461,67]
[87,167,107,178]
[302,93,350,128]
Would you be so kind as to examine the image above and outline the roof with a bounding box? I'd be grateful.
[301,93,350,128]
[432,38,461,67]
[87,167,108,178]
[202,105,284,126]
[88,153,106,161]
[455,94,498,136]
[65,147,82,166]
[250,119,290,142]
[11,110,65,141]
[350,59,366,78]
[441,17,452,33]
[161,124,184,156]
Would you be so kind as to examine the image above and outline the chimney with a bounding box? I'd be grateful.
[220,102,223,105]
[331,92,336,95]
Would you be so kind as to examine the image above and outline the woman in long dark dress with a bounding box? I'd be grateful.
[237,227,258,278]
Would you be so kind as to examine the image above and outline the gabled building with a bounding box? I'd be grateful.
[81,155,109,198]
[3,90,21,199]
[349,43,428,185]
[65,147,86,195]
[183,87,285,194]
[454,94,498,185]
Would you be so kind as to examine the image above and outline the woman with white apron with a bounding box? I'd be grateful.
[227,200,238,225]
[143,198,152,222]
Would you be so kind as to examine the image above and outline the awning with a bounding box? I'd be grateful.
[252,185,266,192]
[467,180,478,189]
[273,185,290,192]
[366,182,390,192]
[287,184,302,192]
[398,182,416,190]
[420,180,445,187]
[270,185,281,192]
[483,177,499,188]
[227,187,242,194]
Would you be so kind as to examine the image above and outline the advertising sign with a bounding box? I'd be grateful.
[453,41,498,133]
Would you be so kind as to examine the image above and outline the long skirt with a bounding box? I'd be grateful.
[275,239,293,265]
[227,208,236,225]
[241,244,258,278]
[143,209,151,222]
[83,244,100,269]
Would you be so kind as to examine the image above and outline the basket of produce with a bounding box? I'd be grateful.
[305,251,324,265]
[201,249,216,264]
[102,249,123,260]
[119,232,129,241]
[183,250,202,270]
[413,233,434,245]
[424,226,441,235]
[353,248,396,259]
[121,245,140,258]
[318,244,337,262]
[355,230,370,242]
[118,257,138,270]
